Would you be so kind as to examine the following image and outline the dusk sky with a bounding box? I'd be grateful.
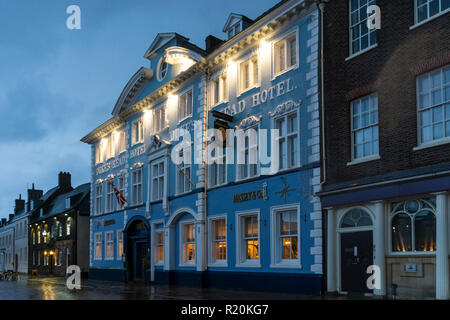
[0,0,279,219]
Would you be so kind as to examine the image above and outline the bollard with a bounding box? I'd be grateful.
[391,283,398,300]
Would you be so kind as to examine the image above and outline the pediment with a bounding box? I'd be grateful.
[144,33,189,60]
[111,67,153,116]
[146,135,171,155]
[222,13,253,32]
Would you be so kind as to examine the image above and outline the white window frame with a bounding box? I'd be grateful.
[153,105,167,134]
[209,72,228,107]
[116,230,124,260]
[105,181,115,213]
[416,66,450,148]
[272,28,299,79]
[151,159,165,202]
[179,221,196,267]
[348,0,377,58]
[176,149,192,195]
[94,233,102,260]
[274,110,300,170]
[350,93,379,162]
[235,209,261,268]
[178,87,193,123]
[131,167,143,205]
[105,231,114,260]
[153,225,165,266]
[413,0,450,27]
[95,143,102,164]
[270,204,301,269]
[208,215,228,267]
[236,126,260,181]
[157,57,168,82]
[117,130,126,154]
[106,136,114,160]
[237,53,260,96]
[94,183,103,215]
[227,21,242,39]
[131,118,144,146]
[208,142,227,188]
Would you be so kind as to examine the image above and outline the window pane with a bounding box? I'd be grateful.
[392,213,412,252]
[414,210,436,252]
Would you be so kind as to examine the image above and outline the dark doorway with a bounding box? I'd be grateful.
[341,231,373,293]
[126,220,150,282]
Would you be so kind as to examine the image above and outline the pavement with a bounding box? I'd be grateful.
[0,274,376,300]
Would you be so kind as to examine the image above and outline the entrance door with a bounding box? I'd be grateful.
[341,231,373,293]
[134,242,148,280]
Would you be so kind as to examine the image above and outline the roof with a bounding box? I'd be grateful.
[222,13,254,32]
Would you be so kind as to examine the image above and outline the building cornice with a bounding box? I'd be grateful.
[81,0,314,145]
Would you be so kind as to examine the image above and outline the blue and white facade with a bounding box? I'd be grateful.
[82,0,322,294]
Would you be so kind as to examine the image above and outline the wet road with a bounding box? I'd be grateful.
[0,275,362,300]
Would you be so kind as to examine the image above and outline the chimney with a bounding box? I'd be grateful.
[14,194,25,214]
[205,35,224,53]
[58,172,72,191]
[9,214,14,221]
[1,218,6,225]
[27,183,43,202]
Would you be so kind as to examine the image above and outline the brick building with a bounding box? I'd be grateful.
[318,1,449,299]
[28,172,90,277]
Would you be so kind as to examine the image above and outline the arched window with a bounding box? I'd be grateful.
[391,198,436,253]
[43,224,49,243]
[31,229,35,245]
[340,209,373,228]
[57,221,62,237]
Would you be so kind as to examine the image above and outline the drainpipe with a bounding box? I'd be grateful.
[317,0,328,189]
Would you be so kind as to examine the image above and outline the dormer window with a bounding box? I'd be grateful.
[228,22,241,39]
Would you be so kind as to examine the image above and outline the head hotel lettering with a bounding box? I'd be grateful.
[81,0,322,293]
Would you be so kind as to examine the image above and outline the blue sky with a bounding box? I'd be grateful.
[0,0,279,219]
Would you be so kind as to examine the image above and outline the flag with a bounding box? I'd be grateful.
[111,181,127,208]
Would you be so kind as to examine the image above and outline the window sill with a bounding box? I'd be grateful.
[131,141,144,148]
[235,261,261,268]
[207,182,228,190]
[345,44,378,62]
[410,9,450,30]
[272,65,298,82]
[209,100,228,110]
[154,262,164,267]
[178,115,193,125]
[178,262,196,268]
[237,84,260,99]
[347,154,380,166]
[235,174,260,183]
[270,261,302,269]
[413,138,450,151]
[208,261,228,268]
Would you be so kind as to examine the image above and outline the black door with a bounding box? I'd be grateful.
[134,242,148,280]
[341,231,373,293]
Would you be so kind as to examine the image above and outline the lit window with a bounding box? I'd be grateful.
[351,94,379,160]
[95,143,103,164]
[155,230,164,264]
[66,218,71,236]
[153,107,166,134]
[210,73,228,106]
[105,231,114,260]
[132,119,144,145]
[105,136,113,159]
[95,183,103,215]
[391,198,436,253]
[210,218,227,264]
[43,225,49,243]
[417,66,450,144]
[115,130,126,154]
[31,229,35,245]
[349,0,377,55]
[106,182,115,213]
[415,0,449,24]
[237,128,258,180]
[275,111,299,169]
[58,221,62,237]
[275,209,299,263]
[151,160,165,201]
[117,231,123,260]
[237,213,259,265]
[274,32,297,76]
[95,233,102,260]
[182,223,196,265]
[179,89,193,121]
[239,56,259,93]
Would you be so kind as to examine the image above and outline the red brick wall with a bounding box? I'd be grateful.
[323,0,450,186]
